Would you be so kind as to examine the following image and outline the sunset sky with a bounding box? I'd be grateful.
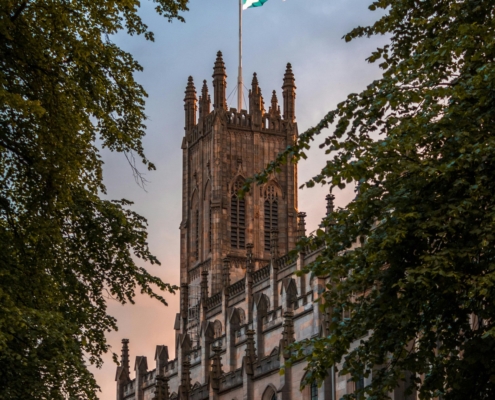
[92,0,387,398]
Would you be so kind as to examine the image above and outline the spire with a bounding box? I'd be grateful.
[184,76,197,131]
[326,193,335,217]
[325,193,336,231]
[152,375,170,400]
[252,72,259,88]
[199,80,211,119]
[210,346,223,391]
[121,339,130,378]
[297,212,307,239]
[245,330,257,375]
[212,51,227,110]
[179,359,191,400]
[282,63,296,122]
[280,311,295,359]
[270,90,280,116]
[249,73,263,126]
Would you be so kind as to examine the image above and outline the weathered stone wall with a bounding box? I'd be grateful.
[115,54,416,400]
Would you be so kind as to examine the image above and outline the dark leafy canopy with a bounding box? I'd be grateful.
[247,0,495,399]
[0,1,187,399]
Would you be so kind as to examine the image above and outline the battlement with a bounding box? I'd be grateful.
[183,51,296,141]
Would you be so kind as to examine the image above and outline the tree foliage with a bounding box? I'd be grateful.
[248,0,495,398]
[0,1,187,398]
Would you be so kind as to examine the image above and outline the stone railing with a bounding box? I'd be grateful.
[205,292,222,309]
[276,253,296,271]
[227,109,251,128]
[165,358,178,372]
[226,279,245,297]
[252,264,270,284]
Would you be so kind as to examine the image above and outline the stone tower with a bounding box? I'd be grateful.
[180,51,299,298]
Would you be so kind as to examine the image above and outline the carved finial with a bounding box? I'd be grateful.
[245,330,257,375]
[210,346,223,391]
[184,76,197,131]
[199,79,211,118]
[283,63,295,86]
[202,79,208,97]
[121,339,130,377]
[282,63,296,122]
[297,212,307,239]
[152,375,170,400]
[184,76,196,101]
[326,193,335,216]
[270,90,279,116]
[212,51,227,110]
[213,51,226,77]
[179,359,191,399]
[249,72,263,117]
[252,72,259,87]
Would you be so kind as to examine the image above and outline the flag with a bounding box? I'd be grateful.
[242,0,269,10]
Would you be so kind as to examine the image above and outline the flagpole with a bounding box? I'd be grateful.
[238,0,243,111]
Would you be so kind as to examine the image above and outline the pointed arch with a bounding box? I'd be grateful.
[213,320,222,338]
[255,293,270,318]
[237,308,246,325]
[230,176,246,249]
[301,371,318,400]
[285,278,298,309]
[262,385,277,400]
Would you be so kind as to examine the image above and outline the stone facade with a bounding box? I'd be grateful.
[115,52,413,400]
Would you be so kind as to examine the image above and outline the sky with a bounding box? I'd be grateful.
[92,0,388,398]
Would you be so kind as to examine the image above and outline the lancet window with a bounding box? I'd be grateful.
[191,191,199,260]
[264,184,279,251]
[231,178,246,249]
[195,209,199,260]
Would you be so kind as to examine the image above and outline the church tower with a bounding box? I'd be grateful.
[180,51,298,306]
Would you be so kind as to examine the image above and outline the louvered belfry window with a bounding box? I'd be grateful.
[209,206,212,253]
[195,209,199,259]
[264,185,279,251]
[231,179,246,249]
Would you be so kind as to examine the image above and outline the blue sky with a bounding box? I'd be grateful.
[93,0,387,398]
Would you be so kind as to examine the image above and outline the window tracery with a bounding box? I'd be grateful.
[231,178,246,249]
[264,184,279,251]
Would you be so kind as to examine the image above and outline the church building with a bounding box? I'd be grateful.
[114,52,409,400]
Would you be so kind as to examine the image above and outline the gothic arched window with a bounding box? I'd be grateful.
[231,178,246,249]
[213,320,222,338]
[195,209,199,260]
[264,184,279,251]
[286,280,298,310]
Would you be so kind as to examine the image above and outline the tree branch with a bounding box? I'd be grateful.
[11,1,29,22]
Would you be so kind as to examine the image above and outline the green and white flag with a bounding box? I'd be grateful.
[242,0,269,10]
